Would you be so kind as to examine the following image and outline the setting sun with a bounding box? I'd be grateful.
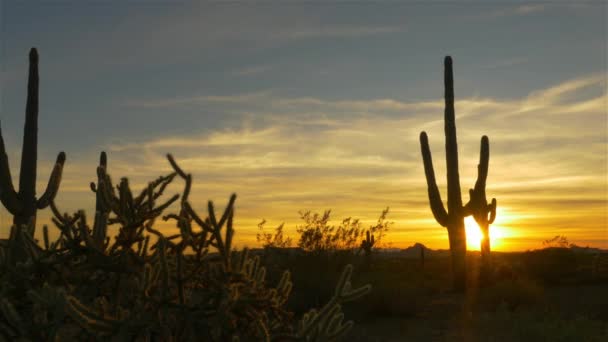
[464,217,509,251]
[464,216,483,250]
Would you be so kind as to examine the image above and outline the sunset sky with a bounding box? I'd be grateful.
[0,1,606,251]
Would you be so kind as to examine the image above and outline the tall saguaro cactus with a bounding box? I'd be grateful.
[0,48,66,233]
[420,56,493,291]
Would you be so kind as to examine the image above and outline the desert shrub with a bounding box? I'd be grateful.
[295,208,392,255]
[0,154,371,341]
[366,207,392,249]
[542,235,572,248]
[256,220,292,249]
[522,248,579,285]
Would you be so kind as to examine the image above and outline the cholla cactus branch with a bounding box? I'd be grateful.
[1,127,370,340]
[296,264,371,340]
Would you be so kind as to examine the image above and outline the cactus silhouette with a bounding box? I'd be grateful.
[464,137,497,279]
[420,56,495,291]
[0,48,66,234]
[89,152,110,247]
[360,230,375,257]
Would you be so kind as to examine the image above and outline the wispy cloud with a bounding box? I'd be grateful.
[273,25,406,40]
[230,65,273,77]
[103,73,608,249]
[5,69,603,250]
[480,57,528,70]
[483,4,547,19]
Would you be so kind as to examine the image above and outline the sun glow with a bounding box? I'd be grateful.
[464,216,484,250]
[464,217,510,251]
[464,206,518,251]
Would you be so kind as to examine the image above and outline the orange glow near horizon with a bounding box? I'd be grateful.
[464,206,514,251]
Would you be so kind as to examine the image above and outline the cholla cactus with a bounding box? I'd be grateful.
[0,48,370,342]
[0,152,371,341]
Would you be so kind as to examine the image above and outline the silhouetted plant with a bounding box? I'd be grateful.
[0,153,371,341]
[360,230,375,258]
[465,136,497,281]
[296,209,391,256]
[367,207,392,249]
[419,56,496,291]
[0,48,66,258]
[0,48,371,341]
[257,219,292,249]
[542,235,571,248]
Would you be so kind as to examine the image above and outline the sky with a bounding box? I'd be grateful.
[0,1,606,251]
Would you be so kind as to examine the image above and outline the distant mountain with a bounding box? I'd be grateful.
[569,245,608,254]
[376,243,450,258]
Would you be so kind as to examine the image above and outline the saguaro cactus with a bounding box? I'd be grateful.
[420,56,494,291]
[465,137,496,279]
[0,48,66,233]
[89,152,110,247]
[360,230,375,257]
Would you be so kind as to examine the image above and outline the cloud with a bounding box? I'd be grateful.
[230,65,273,77]
[481,4,547,19]
[108,72,608,249]
[480,57,528,70]
[515,5,546,15]
[272,25,406,40]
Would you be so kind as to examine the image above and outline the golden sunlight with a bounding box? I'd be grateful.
[464,206,516,251]
[465,216,483,250]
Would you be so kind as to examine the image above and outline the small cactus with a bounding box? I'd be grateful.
[360,230,375,257]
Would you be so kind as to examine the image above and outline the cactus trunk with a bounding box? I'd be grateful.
[419,56,467,291]
[447,219,467,291]
[14,50,40,228]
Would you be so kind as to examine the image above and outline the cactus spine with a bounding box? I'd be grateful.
[420,56,491,291]
[0,48,66,233]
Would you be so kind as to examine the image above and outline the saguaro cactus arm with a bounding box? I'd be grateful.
[464,136,497,225]
[0,124,22,214]
[420,132,449,226]
[36,152,66,208]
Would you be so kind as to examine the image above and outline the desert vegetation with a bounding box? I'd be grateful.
[0,49,374,341]
[1,48,606,341]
